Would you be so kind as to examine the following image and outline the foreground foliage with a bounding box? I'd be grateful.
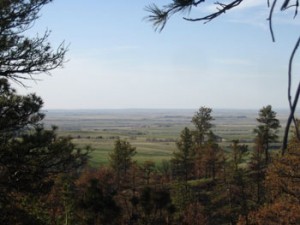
[0,1,86,224]
[1,86,299,224]
[0,79,90,225]
[3,105,297,225]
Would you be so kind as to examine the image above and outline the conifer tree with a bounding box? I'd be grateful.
[0,1,85,224]
[0,79,90,225]
[191,107,214,147]
[109,139,136,189]
[253,105,280,165]
[171,127,195,183]
[0,0,66,83]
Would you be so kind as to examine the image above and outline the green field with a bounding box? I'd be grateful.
[43,109,288,166]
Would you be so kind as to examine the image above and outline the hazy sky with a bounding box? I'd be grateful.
[15,0,300,109]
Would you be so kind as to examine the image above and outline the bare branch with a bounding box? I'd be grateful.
[282,36,300,154]
[288,37,300,110]
[268,0,277,42]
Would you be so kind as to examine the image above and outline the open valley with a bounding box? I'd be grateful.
[43,108,288,166]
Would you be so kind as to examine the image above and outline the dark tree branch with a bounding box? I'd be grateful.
[183,0,244,23]
[282,36,300,153]
[281,0,299,17]
[0,0,66,84]
[268,0,277,42]
[282,81,300,154]
[289,37,300,125]
[145,0,210,32]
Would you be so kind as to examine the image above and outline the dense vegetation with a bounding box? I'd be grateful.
[2,88,300,224]
[1,1,300,224]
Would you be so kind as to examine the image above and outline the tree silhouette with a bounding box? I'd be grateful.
[109,139,136,189]
[191,107,214,147]
[253,105,280,165]
[0,0,66,84]
[172,127,195,183]
[0,79,90,225]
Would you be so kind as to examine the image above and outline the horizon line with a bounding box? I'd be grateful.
[42,107,290,111]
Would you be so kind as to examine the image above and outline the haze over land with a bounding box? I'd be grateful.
[43,108,291,131]
[42,108,289,165]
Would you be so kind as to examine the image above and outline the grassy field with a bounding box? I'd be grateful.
[43,108,288,166]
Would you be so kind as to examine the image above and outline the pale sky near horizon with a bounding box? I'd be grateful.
[14,0,300,110]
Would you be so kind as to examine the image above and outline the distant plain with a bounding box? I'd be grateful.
[43,109,289,166]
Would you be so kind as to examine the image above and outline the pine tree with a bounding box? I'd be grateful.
[171,127,195,183]
[253,105,280,165]
[109,139,136,189]
[0,0,66,83]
